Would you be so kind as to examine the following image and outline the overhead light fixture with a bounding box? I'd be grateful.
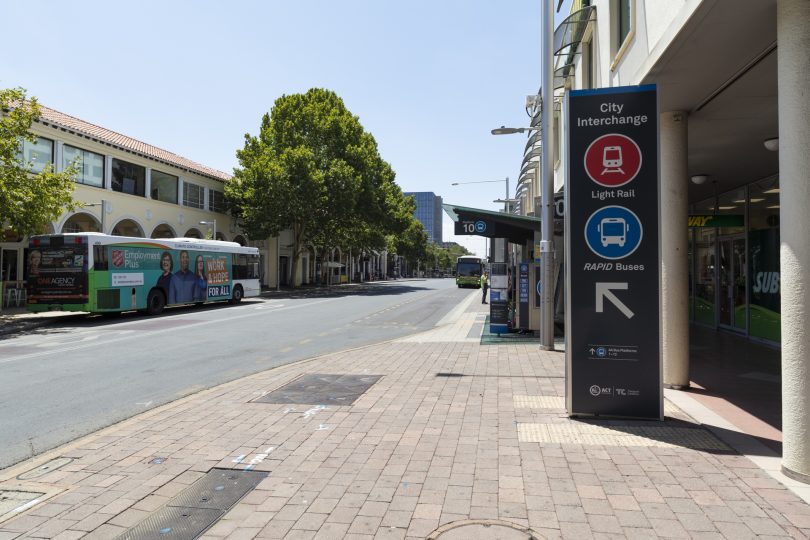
[749,198,765,203]
[763,137,779,151]
[691,175,708,185]
[717,206,737,210]
[763,187,780,194]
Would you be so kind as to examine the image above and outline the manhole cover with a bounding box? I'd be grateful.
[117,506,222,540]
[253,374,383,405]
[169,469,267,511]
[428,519,542,540]
[17,457,73,480]
[119,469,267,539]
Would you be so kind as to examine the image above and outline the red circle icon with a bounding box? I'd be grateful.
[583,133,642,187]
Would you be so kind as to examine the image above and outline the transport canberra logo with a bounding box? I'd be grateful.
[584,133,642,187]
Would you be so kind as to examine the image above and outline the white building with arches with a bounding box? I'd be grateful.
[1,104,263,287]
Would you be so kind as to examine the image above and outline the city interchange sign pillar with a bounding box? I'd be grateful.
[565,85,662,420]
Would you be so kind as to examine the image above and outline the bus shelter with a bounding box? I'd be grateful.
[443,203,550,334]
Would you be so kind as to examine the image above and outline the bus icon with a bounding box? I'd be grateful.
[598,217,629,247]
[584,206,643,260]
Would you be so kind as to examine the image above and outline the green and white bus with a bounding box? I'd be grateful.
[456,256,484,288]
[26,233,260,315]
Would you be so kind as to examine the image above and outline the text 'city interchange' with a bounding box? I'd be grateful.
[576,102,650,128]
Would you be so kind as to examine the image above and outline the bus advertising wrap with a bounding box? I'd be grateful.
[27,234,260,315]
[27,244,89,304]
[106,245,232,306]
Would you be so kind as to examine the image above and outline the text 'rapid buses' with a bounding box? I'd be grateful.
[583,262,645,271]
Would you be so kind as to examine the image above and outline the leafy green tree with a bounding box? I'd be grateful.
[393,217,429,273]
[1,88,78,236]
[228,88,408,285]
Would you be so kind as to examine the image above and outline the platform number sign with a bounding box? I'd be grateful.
[455,220,488,235]
[565,85,661,420]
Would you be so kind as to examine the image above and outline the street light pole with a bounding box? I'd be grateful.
[199,220,216,240]
[85,200,108,233]
[450,178,510,212]
[539,0,555,350]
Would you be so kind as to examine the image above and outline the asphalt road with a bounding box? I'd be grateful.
[0,279,475,470]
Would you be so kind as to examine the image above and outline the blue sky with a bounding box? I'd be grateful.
[4,0,571,257]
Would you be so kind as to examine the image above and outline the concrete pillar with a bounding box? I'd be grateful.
[145,168,152,199]
[660,111,690,388]
[779,0,810,483]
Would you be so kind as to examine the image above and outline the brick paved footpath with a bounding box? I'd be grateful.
[1,295,809,539]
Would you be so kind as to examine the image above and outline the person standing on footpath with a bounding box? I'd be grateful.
[480,271,489,304]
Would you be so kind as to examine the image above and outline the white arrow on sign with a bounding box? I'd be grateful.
[595,282,634,319]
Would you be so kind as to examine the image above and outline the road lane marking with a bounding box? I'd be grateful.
[0,297,342,365]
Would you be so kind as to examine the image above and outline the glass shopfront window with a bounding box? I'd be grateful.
[209,190,225,213]
[748,177,780,342]
[716,188,747,331]
[183,182,205,209]
[111,158,146,196]
[151,170,178,204]
[694,224,716,326]
[16,136,54,173]
[63,145,104,187]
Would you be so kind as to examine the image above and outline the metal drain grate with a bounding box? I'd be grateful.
[169,469,266,510]
[517,422,730,451]
[119,469,267,540]
[119,507,221,539]
[252,374,382,406]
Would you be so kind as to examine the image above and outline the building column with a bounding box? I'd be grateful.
[779,0,810,483]
[55,141,64,173]
[660,111,690,388]
[104,156,113,190]
[145,168,152,199]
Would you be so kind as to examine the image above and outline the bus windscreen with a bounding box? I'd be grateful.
[457,262,482,277]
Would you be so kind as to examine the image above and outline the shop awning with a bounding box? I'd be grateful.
[442,203,542,244]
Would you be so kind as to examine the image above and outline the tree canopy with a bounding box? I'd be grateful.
[227,88,413,283]
[1,88,78,236]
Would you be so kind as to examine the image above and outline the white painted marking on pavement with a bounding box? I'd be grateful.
[0,297,341,365]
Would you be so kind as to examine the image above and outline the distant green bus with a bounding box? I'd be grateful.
[456,256,484,288]
[27,233,260,315]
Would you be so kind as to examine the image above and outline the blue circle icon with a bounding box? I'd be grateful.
[584,206,643,260]
[475,221,486,233]
[596,347,606,357]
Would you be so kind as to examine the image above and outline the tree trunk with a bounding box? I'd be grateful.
[289,223,305,287]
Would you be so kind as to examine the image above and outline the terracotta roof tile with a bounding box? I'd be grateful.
[35,105,232,182]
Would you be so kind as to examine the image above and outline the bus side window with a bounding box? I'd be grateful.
[232,254,245,279]
[93,245,108,271]
[248,255,260,279]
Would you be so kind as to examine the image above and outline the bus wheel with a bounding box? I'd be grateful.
[146,289,165,315]
[229,285,243,304]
